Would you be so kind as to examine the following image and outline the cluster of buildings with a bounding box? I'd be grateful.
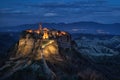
[25,24,72,49]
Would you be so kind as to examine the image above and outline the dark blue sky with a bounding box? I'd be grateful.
[0,0,120,27]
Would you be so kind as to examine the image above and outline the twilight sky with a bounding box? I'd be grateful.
[0,0,120,27]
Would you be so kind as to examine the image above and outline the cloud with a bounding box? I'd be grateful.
[0,8,30,15]
[25,1,107,9]
[21,0,118,18]
[72,28,80,31]
[96,29,109,34]
[44,13,57,17]
[0,0,120,27]
[72,28,88,32]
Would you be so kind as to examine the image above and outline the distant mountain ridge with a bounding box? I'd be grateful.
[0,22,120,35]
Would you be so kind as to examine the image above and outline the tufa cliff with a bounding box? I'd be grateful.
[0,24,106,80]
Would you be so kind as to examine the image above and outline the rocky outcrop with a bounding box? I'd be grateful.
[0,31,60,80]
[0,30,106,80]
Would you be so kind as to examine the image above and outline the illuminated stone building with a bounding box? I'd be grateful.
[25,24,71,49]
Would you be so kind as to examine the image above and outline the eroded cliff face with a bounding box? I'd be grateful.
[10,31,60,60]
[0,31,61,80]
[0,29,106,80]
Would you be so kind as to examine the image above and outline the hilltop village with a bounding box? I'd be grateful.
[24,24,72,50]
[1,24,113,80]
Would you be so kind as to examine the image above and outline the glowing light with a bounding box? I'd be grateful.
[34,30,40,34]
[61,31,66,35]
[57,32,59,35]
[43,28,49,39]
[26,30,33,33]
[43,28,49,31]
[36,30,40,34]
[43,43,58,57]
[42,40,54,48]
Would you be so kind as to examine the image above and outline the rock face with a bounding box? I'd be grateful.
[12,35,59,60]
[0,27,106,80]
